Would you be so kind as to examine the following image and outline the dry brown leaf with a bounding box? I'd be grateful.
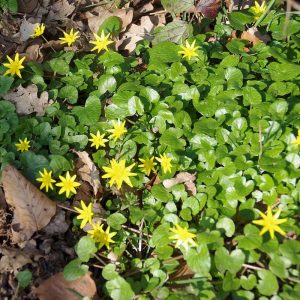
[241,27,271,45]
[0,247,33,274]
[196,0,221,19]
[18,0,39,13]
[46,0,75,21]
[19,19,37,42]
[3,84,53,116]
[73,150,102,196]
[1,165,56,244]
[163,172,197,196]
[34,272,96,300]
[84,7,133,33]
[25,43,44,62]
[43,210,69,235]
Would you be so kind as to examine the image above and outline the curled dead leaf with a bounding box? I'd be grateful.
[34,272,96,300]
[241,27,271,45]
[163,172,197,196]
[195,0,221,19]
[1,165,56,244]
[3,84,53,116]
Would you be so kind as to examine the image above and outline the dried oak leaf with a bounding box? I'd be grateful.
[73,150,102,197]
[195,0,221,19]
[3,84,53,116]
[1,165,56,244]
[46,0,75,21]
[163,172,197,196]
[34,272,96,300]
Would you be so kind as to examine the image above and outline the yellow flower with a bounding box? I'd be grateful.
[36,168,56,192]
[56,171,81,198]
[59,28,80,47]
[90,31,113,53]
[3,53,25,78]
[250,1,267,20]
[89,131,108,149]
[156,154,172,174]
[169,223,197,251]
[31,23,45,38]
[178,40,199,60]
[88,222,116,249]
[15,138,30,152]
[74,200,94,229]
[102,159,137,189]
[292,129,300,146]
[252,206,288,239]
[139,157,157,176]
[107,120,127,141]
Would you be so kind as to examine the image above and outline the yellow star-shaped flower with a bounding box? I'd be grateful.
[59,28,80,47]
[90,31,113,53]
[102,159,137,189]
[3,53,25,78]
[169,223,197,251]
[139,157,157,176]
[156,154,172,174]
[31,23,45,38]
[252,206,288,239]
[178,40,199,60]
[107,120,127,142]
[250,1,266,20]
[15,137,30,152]
[36,168,56,192]
[56,171,81,198]
[89,131,108,150]
[74,200,94,229]
[88,222,117,249]
[292,129,300,146]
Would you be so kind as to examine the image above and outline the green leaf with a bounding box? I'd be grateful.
[240,274,257,290]
[102,264,119,280]
[63,258,89,281]
[49,58,70,75]
[279,240,300,265]
[98,74,117,96]
[243,86,262,106]
[222,272,240,291]
[59,85,78,104]
[151,184,173,202]
[257,270,278,296]
[49,154,71,174]
[225,67,243,89]
[235,224,262,250]
[105,276,135,300]
[16,270,32,288]
[269,255,289,279]
[76,236,97,263]
[185,245,211,277]
[159,128,186,150]
[214,247,245,274]
[216,217,235,237]
[228,11,253,31]
[149,42,180,65]
[0,76,14,95]
[161,0,193,14]
[153,20,192,44]
[268,62,300,81]
[98,16,122,35]
[226,39,248,54]
[72,95,101,125]
[107,212,127,230]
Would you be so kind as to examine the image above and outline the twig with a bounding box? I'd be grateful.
[258,123,263,159]
[138,218,144,257]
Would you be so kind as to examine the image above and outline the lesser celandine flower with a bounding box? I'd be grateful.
[56,171,81,198]
[3,53,25,78]
[36,168,56,192]
[252,206,288,239]
[31,23,45,38]
[139,157,157,176]
[156,154,172,174]
[292,129,300,146]
[250,1,267,20]
[15,138,30,152]
[107,120,127,141]
[102,159,137,189]
[89,131,108,149]
[90,31,113,53]
[59,28,80,47]
[169,223,197,251]
[178,40,199,60]
[88,222,116,249]
[74,200,94,229]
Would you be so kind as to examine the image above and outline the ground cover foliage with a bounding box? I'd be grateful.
[0,1,300,299]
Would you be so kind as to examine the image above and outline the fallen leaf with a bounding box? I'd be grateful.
[18,0,39,13]
[225,0,254,11]
[241,27,271,45]
[163,172,197,196]
[19,19,37,42]
[1,165,56,244]
[46,0,75,21]
[34,272,96,300]
[0,247,33,274]
[43,210,69,235]
[84,7,133,33]
[73,150,102,196]
[195,0,221,19]
[3,84,53,116]
[25,43,44,62]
